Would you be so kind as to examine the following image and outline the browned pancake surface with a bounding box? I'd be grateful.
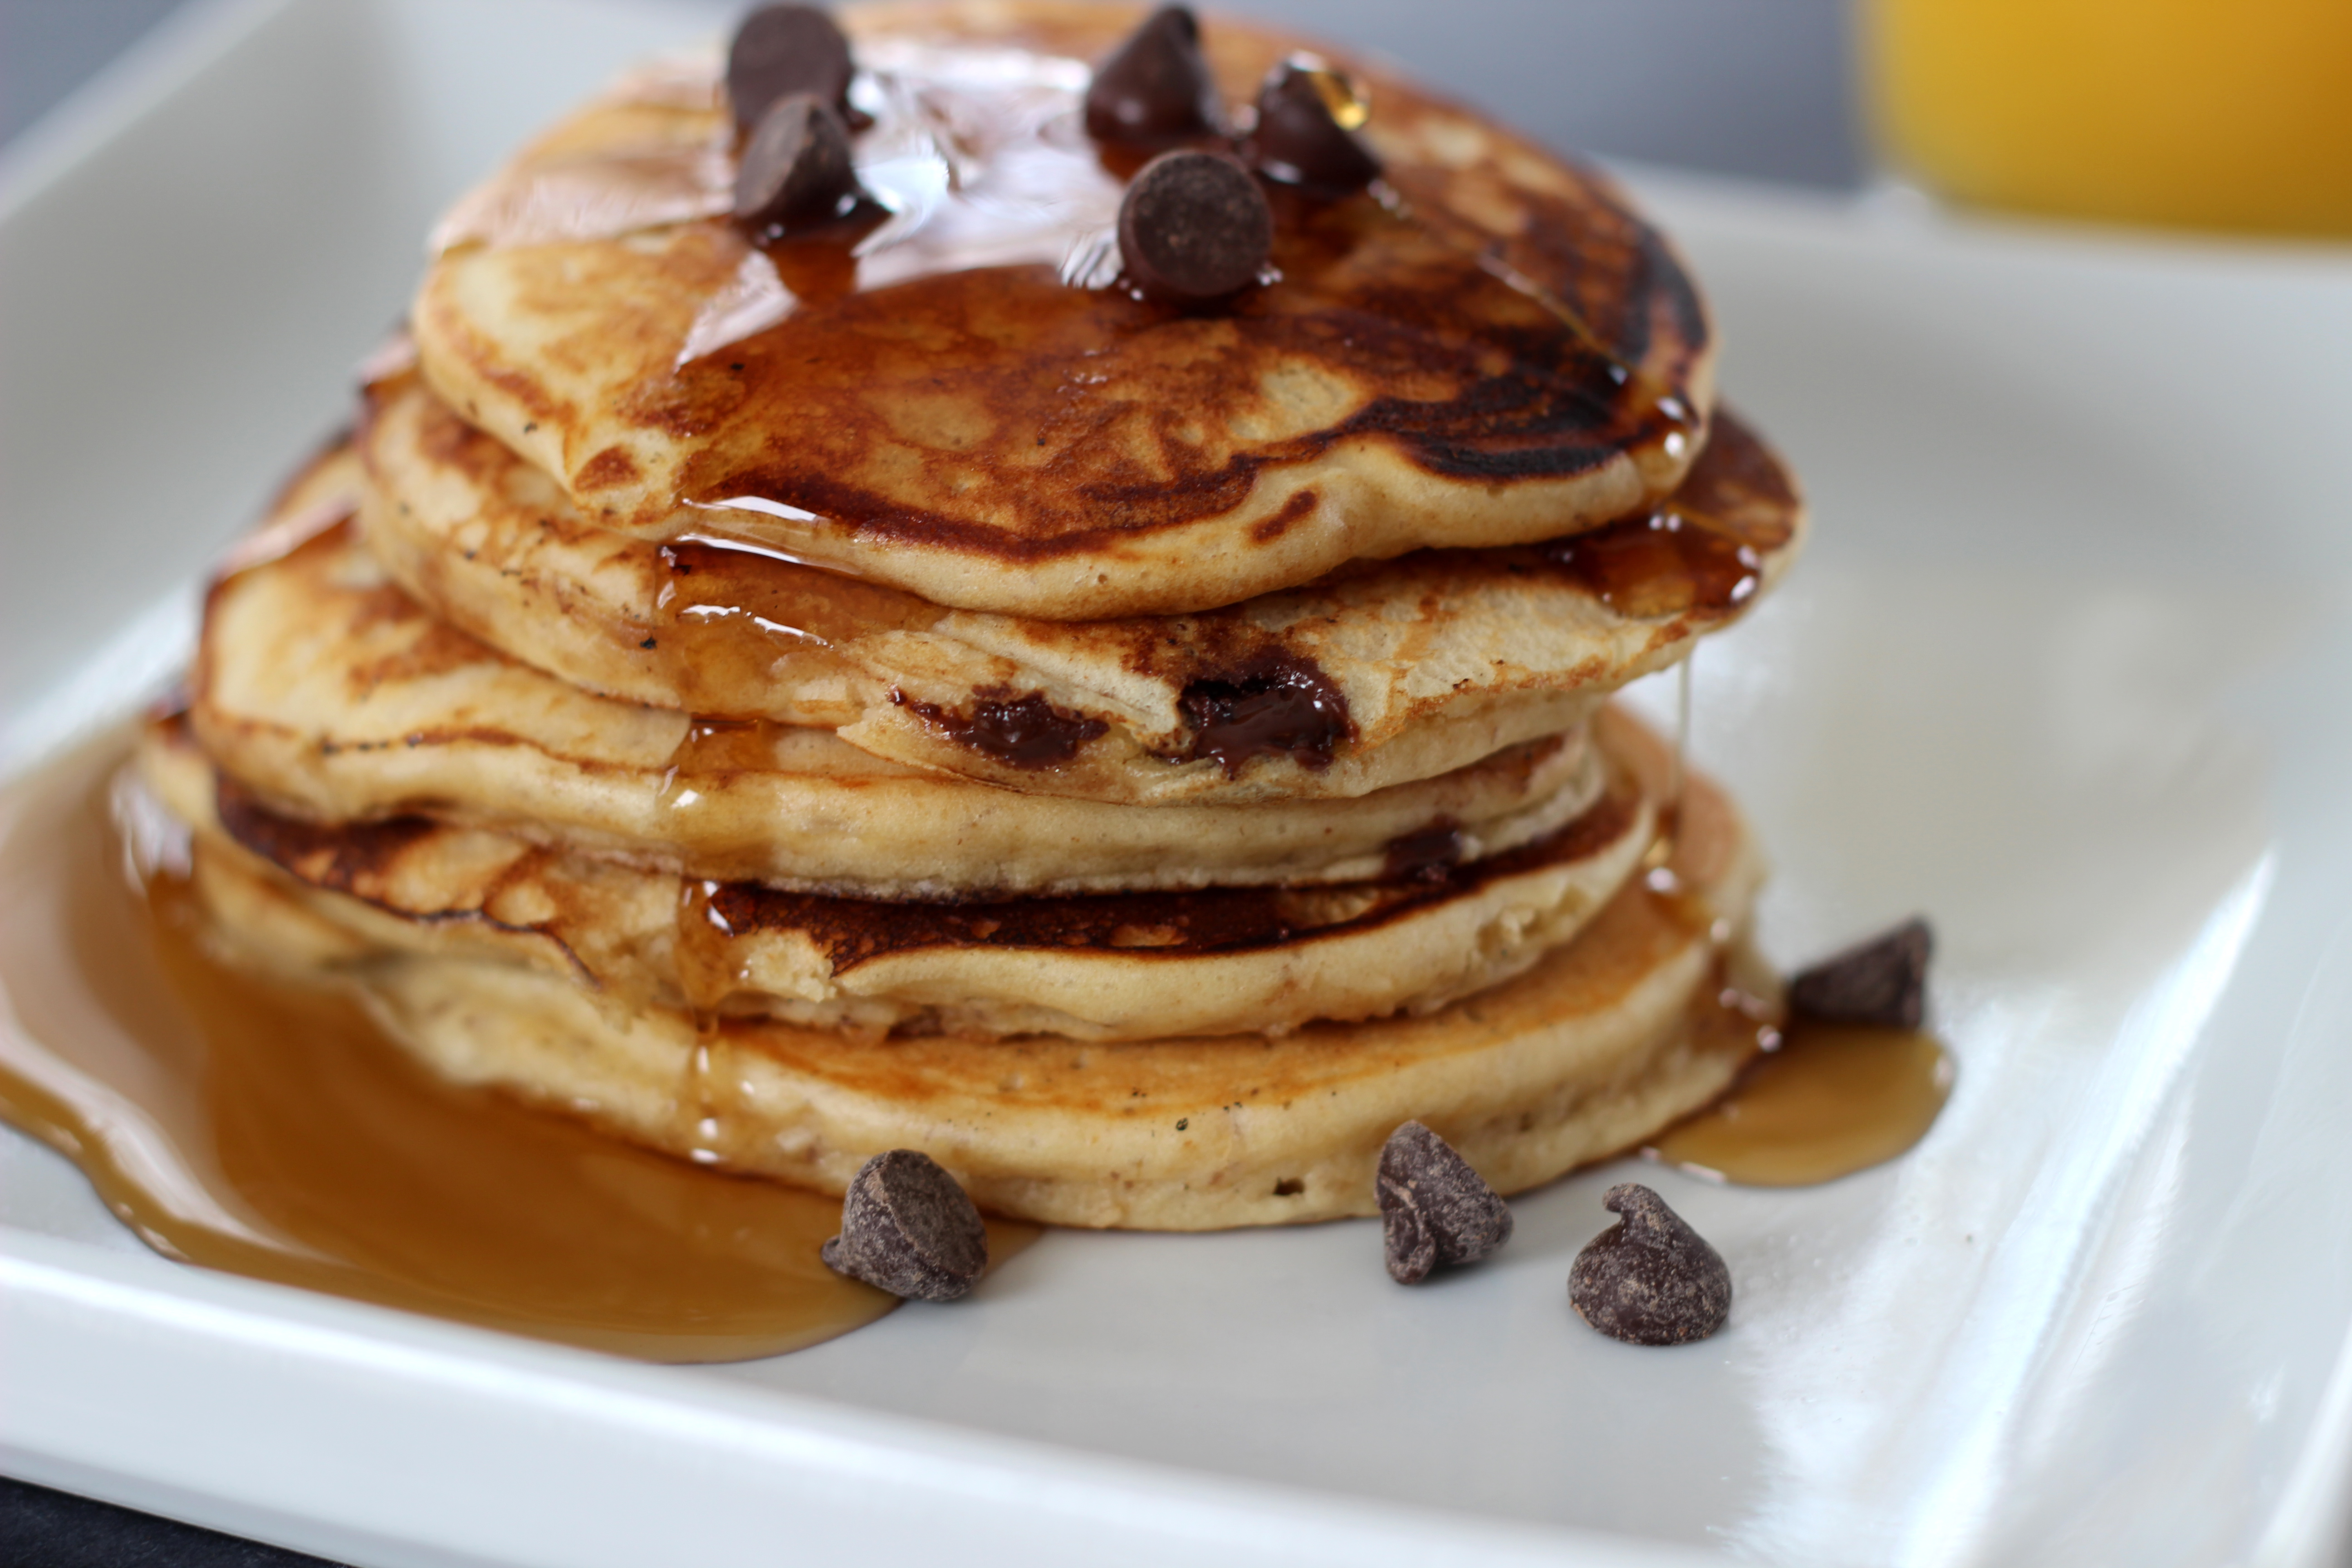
[414,0,1717,617]
[191,449,1623,894]
[362,373,1798,802]
[147,709,1661,1042]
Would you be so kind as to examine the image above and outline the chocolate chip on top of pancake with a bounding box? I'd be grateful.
[414,0,1715,620]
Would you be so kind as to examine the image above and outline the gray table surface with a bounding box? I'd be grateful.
[0,2,1856,1564]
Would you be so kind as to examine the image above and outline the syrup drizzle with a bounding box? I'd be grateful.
[433,25,1708,558]
[1641,652,1694,881]
[0,725,1945,1372]
[412,400,1793,744]
[649,535,891,720]
[1635,648,1954,1187]
[0,734,1034,1363]
[1646,1021,1955,1187]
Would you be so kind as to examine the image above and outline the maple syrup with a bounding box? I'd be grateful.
[1626,645,1952,1188]
[0,721,1946,1372]
[647,532,939,714]
[0,733,1034,1363]
[434,24,1707,573]
[1646,1019,1955,1186]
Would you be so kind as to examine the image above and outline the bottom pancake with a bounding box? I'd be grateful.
[176,754,1777,1230]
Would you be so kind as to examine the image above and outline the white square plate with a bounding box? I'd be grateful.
[5,3,2352,1564]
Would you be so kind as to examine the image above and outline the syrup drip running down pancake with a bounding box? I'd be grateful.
[413,0,1717,619]
[359,376,1800,804]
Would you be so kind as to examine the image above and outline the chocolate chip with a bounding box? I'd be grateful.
[1178,650,1352,774]
[1383,819,1465,882]
[1569,1183,1730,1345]
[1788,917,1933,1029]
[734,93,860,234]
[1249,59,1381,195]
[1377,1121,1513,1284]
[728,4,854,135]
[1083,5,1222,144]
[820,1149,988,1302]
[1117,149,1273,301]
[893,688,1109,769]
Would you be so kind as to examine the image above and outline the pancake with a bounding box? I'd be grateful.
[359,373,1800,803]
[412,0,1717,619]
[141,0,1818,1246]
[190,469,1609,897]
[180,733,1774,1229]
[146,707,1658,1043]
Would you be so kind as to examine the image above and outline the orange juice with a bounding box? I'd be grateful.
[1867,0,2352,236]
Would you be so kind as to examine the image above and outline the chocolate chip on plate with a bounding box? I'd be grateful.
[1117,149,1274,301]
[1568,1183,1731,1345]
[728,4,855,135]
[734,93,861,234]
[821,1149,989,1301]
[1084,5,1222,143]
[1378,1121,1513,1284]
[1249,58,1381,195]
[1788,916,1933,1030]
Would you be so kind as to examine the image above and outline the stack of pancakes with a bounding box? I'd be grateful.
[137,1,1803,1229]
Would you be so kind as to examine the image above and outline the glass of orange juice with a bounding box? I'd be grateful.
[1865,0,2352,236]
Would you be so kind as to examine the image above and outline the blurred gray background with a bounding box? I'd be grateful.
[0,0,1867,186]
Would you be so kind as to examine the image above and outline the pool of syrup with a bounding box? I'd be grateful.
[0,733,1033,1362]
[1634,656,1951,1188]
[1647,1020,1955,1186]
[0,715,1946,1367]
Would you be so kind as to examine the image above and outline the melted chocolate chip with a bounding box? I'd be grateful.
[1117,149,1274,301]
[1083,5,1222,144]
[1382,819,1465,882]
[1378,1122,1513,1284]
[1789,917,1933,1030]
[728,4,854,134]
[1178,651,1352,776]
[894,687,1109,769]
[734,93,860,233]
[1249,60,1381,195]
[1569,1183,1730,1345]
[820,1149,988,1302]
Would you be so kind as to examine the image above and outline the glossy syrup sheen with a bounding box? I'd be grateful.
[642,409,1795,731]
[403,377,941,719]
[437,14,1709,562]
[1628,662,1950,1191]
[668,174,1700,555]
[677,403,1787,629]
[1646,1019,1955,1186]
[0,734,1034,1362]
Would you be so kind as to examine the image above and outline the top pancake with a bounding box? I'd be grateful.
[412,0,1715,619]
